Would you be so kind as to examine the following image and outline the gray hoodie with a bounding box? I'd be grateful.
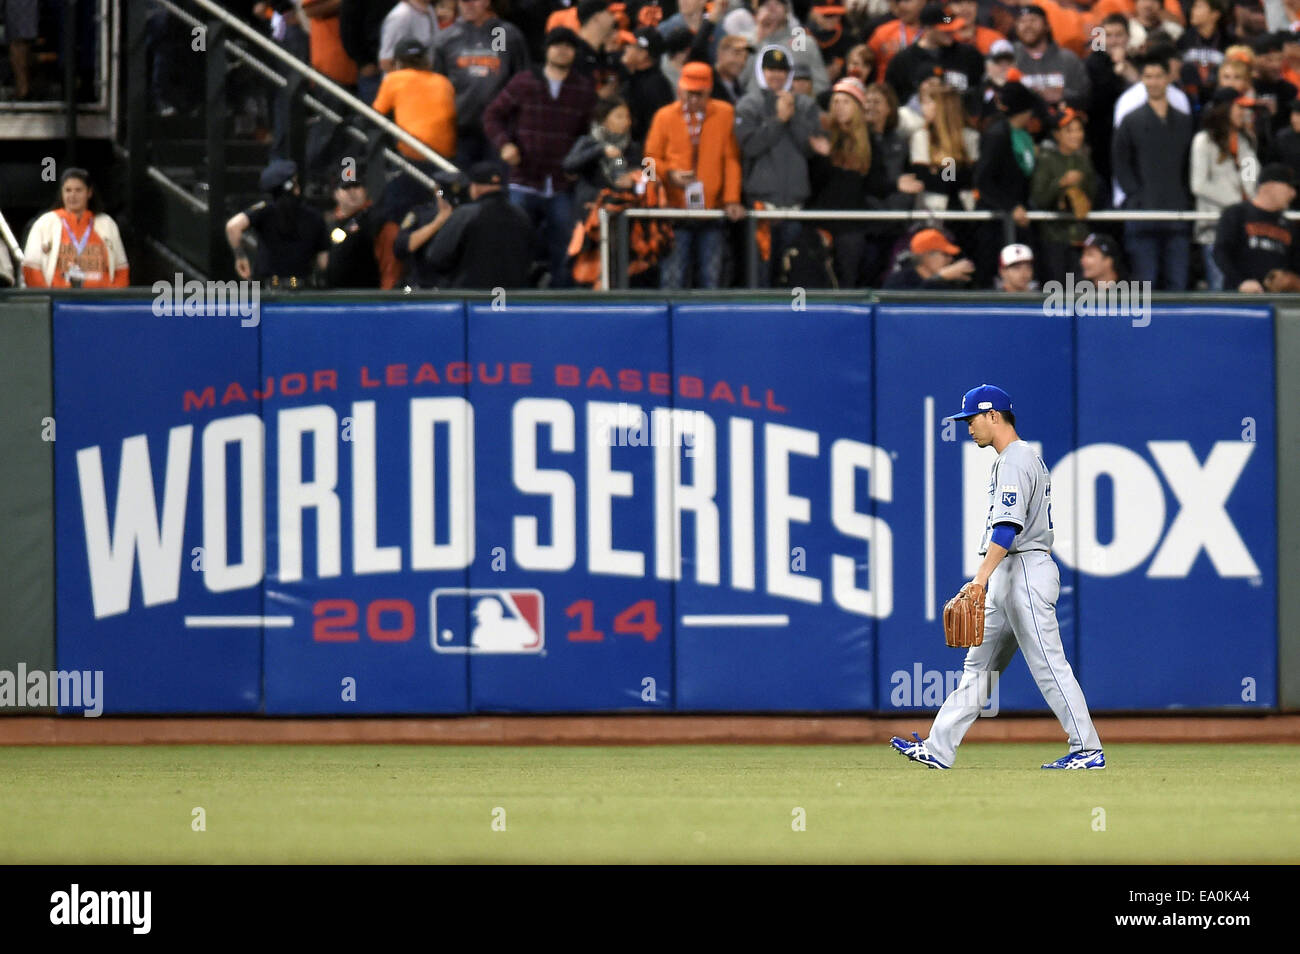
[432,18,530,132]
[738,26,830,95]
[734,45,827,206]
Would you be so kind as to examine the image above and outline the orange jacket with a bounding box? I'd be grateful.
[303,0,358,85]
[372,68,456,160]
[644,98,742,209]
[867,19,923,79]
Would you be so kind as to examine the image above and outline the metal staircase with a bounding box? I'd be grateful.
[121,0,455,282]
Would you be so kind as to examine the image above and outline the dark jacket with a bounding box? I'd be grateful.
[975,117,1033,212]
[572,33,617,85]
[1029,144,1097,245]
[563,126,643,212]
[1254,77,1298,134]
[393,202,446,289]
[1213,199,1299,288]
[713,73,743,106]
[483,66,598,192]
[245,196,330,281]
[1178,26,1229,110]
[622,65,676,144]
[885,41,985,104]
[325,202,382,288]
[424,190,537,289]
[1112,101,1194,211]
[339,0,399,70]
[1275,128,1300,209]
[1084,50,1131,190]
[807,148,893,231]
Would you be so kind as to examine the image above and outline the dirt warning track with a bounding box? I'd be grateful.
[0,714,1297,745]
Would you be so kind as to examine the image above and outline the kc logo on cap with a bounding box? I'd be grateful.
[943,384,1014,422]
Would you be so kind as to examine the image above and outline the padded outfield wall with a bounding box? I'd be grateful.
[0,292,1294,715]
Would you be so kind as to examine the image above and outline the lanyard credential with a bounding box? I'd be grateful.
[61,216,93,256]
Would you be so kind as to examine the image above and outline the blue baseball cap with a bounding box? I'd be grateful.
[942,384,1014,422]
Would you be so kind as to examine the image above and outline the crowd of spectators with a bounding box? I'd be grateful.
[26,0,1300,292]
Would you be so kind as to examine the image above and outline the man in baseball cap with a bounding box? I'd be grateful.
[326,164,384,289]
[989,37,1014,61]
[228,158,329,285]
[884,2,984,103]
[997,243,1036,292]
[807,5,855,86]
[882,228,976,288]
[544,26,581,51]
[941,383,1014,422]
[678,59,713,93]
[761,46,792,74]
[1081,232,1122,285]
[1212,161,1300,292]
[643,57,745,287]
[621,25,674,141]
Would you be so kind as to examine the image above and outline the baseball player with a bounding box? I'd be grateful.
[891,384,1105,769]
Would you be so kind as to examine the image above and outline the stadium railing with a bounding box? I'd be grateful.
[607,208,1299,290]
[0,209,25,288]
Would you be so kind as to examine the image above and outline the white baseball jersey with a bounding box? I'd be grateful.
[929,437,1100,766]
[978,440,1053,555]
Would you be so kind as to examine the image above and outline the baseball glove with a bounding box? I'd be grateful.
[943,583,985,648]
[1063,185,1092,220]
[1264,268,1300,292]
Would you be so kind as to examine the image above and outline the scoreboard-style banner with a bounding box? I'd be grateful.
[51,301,1278,714]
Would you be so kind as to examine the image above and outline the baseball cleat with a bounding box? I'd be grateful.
[1041,749,1106,770]
[889,732,951,770]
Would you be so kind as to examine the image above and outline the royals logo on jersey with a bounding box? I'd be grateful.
[430,588,544,654]
[1000,485,1018,507]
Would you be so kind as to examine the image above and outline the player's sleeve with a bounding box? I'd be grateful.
[989,523,1017,550]
[988,453,1032,530]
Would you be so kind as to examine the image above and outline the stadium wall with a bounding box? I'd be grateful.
[0,298,55,705]
[0,293,1291,714]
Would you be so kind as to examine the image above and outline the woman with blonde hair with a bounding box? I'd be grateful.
[809,77,888,286]
[908,82,980,213]
[1216,55,1275,159]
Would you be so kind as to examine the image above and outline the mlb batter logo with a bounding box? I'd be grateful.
[430,588,545,654]
[1000,485,1017,507]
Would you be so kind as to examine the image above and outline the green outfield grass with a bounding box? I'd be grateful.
[0,743,1296,863]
